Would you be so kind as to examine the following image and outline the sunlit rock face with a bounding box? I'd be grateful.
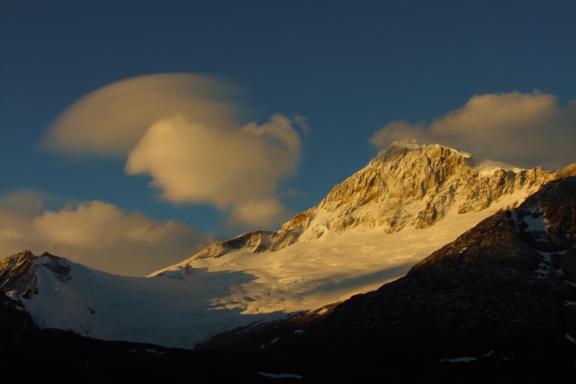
[0,251,38,297]
[0,251,72,298]
[180,142,556,262]
[316,142,551,231]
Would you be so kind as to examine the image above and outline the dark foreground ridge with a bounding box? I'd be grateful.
[2,177,576,380]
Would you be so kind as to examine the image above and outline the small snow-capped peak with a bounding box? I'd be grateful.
[37,251,72,276]
[0,250,72,297]
[0,250,38,296]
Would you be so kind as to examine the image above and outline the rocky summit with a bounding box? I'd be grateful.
[177,142,554,262]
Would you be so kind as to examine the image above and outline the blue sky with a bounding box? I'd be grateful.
[2,0,576,237]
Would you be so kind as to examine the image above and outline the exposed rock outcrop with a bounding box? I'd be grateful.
[0,251,71,297]
[173,143,558,264]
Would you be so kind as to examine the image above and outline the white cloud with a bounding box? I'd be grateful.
[0,193,209,276]
[229,198,287,229]
[371,92,576,168]
[44,73,305,228]
[370,120,427,149]
[45,73,236,156]
[126,114,300,228]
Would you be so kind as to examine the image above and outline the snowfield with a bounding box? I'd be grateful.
[157,193,530,315]
[19,193,528,349]
[24,255,283,348]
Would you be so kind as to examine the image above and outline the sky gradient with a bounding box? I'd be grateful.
[2,1,576,274]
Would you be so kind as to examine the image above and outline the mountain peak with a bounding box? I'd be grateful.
[0,250,71,297]
[317,143,551,233]
[376,141,471,161]
[374,141,525,176]
[0,250,38,296]
[159,144,555,270]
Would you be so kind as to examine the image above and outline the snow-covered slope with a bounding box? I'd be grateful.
[1,251,279,348]
[0,143,565,348]
[162,143,551,264]
[152,143,556,313]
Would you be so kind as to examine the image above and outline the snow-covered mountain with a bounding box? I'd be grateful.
[152,143,556,313]
[0,143,568,348]
[163,143,551,262]
[198,175,576,371]
[0,250,279,348]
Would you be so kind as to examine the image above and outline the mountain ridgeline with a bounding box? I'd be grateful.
[156,143,555,267]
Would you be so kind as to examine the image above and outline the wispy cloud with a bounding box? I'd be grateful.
[0,192,209,276]
[44,74,305,228]
[126,114,301,228]
[45,74,237,156]
[371,92,576,168]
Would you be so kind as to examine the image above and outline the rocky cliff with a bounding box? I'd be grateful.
[174,142,555,264]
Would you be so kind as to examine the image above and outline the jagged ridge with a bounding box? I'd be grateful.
[172,143,556,265]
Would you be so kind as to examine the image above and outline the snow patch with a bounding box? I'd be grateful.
[257,372,303,380]
[179,197,535,315]
[523,214,548,233]
[534,251,552,279]
[483,350,495,357]
[438,356,477,363]
[468,158,523,177]
[316,307,330,315]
